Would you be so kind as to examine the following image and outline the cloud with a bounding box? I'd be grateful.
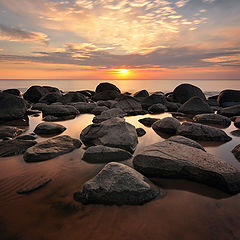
[175,0,190,8]
[0,24,49,44]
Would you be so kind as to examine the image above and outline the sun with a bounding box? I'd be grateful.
[118,69,129,74]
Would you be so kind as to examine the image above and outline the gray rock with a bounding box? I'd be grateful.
[138,117,160,127]
[80,117,138,153]
[3,89,21,96]
[148,103,167,114]
[31,103,48,111]
[16,134,37,140]
[96,82,121,93]
[91,106,109,115]
[152,117,180,134]
[0,126,24,139]
[34,122,66,135]
[42,105,79,117]
[39,92,62,104]
[168,135,205,151]
[193,114,231,127]
[232,144,240,161]
[92,90,120,101]
[217,104,240,117]
[82,145,132,163]
[0,139,37,157]
[23,135,81,162]
[178,97,213,115]
[234,116,240,128]
[133,140,240,194]
[74,162,160,205]
[165,101,179,112]
[177,122,232,142]
[141,93,167,109]
[136,128,146,137]
[59,91,87,104]
[133,90,149,98]
[173,83,206,104]
[71,102,97,113]
[97,100,117,109]
[217,90,240,107]
[231,130,240,137]
[0,92,27,121]
[93,108,126,123]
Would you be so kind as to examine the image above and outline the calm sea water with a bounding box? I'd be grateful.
[0,79,240,240]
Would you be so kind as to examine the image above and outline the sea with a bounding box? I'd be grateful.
[0,79,240,240]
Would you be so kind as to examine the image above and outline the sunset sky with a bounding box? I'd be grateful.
[0,0,240,79]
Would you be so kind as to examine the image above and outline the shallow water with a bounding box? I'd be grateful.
[0,80,240,240]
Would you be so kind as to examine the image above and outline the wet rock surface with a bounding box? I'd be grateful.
[34,122,66,135]
[232,144,240,161]
[148,103,167,114]
[92,108,126,123]
[74,162,161,205]
[152,117,180,134]
[217,90,240,107]
[138,117,160,127]
[42,105,79,117]
[0,126,24,139]
[217,104,240,117]
[71,102,97,113]
[136,128,146,137]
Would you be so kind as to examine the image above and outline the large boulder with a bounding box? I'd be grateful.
[23,86,60,103]
[232,144,240,161]
[0,126,24,139]
[59,91,87,104]
[92,90,120,101]
[82,145,132,163]
[178,97,213,115]
[234,117,240,128]
[74,162,160,205]
[42,105,79,117]
[133,90,149,98]
[177,122,232,142]
[23,135,81,162]
[152,117,180,134]
[217,90,240,107]
[193,114,231,127]
[97,100,117,109]
[91,106,109,115]
[93,108,126,123]
[0,92,27,121]
[80,117,138,153]
[3,89,21,96]
[173,83,206,104]
[138,117,160,127]
[34,122,66,135]
[96,82,121,93]
[141,93,167,109]
[115,95,143,115]
[217,104,240,117]
[71,102,97,113]
[0,139,36,157]
[148,103,167,114]
[133,140,240,194]
[39,92,62,104]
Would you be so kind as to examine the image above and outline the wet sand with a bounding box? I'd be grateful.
[0,112,240,240]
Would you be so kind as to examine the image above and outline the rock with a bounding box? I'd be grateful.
[148,103,167,114]
[178,97,213,115]
[82,145,132,163]
[133,90,149,98]
[96,82,121,93]
[234,117,240,128]
[16,134,37,140]
[138,117,160,127]
[136,128,146,137]
[115,95,143,115]
[80,117,138,153]
[165,101,179,112]
[34,122,66,135]
[71,102,97,113]
[42,105,79,117]
[31,103,48,111]
[77,90,94,98]
[60,91,87,104]
[231,130,240,137]
[23,86,60,103]
[3,89,21,96]
[97,100,117,109]
[93,108,126,123]
[91,106,109,115]
[207,99,219,106]
[173,83,206,104]
[168,135,205,151]
[152,117,180,134]
[177,122,232,142]
[133,140,240,194]
[141,93,167,109]
[39,92,62,104]
[43,115,76,122]
[23,135,81,162]
[26,109,41,115]
[217,104,240,117]
[74,162,160,205]
[17,177,51,194]
[0,92,27,121]
[0,139,37,157]
[232,144,240,161]
[3,116,29,127]
[92,90,120,101]
[217,90,240,107]
[0,126,24,139]
[193,114,231,127]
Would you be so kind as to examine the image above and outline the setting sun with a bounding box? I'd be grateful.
[118,69,129,74]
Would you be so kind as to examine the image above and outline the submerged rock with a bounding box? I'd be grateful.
[16,134,37,140]
[177,122,232,142]
[92,108,126,123]
[0,126,24,139]
[74,162,161,205]
[133,140,240,194]
[136,128,146,137]
[23,135,81,162]
[173,83,206,104]
[0,139,37,157]
[138,117,160,127]
[152,117,180,134]
[217,104,240,117]
[80,117,138,153]
[232,144,240,161]
[193,113,231,127]
[34,122,66,135]
[82,145,132,163]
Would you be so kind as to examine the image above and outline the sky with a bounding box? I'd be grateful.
[0,0,240,79]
